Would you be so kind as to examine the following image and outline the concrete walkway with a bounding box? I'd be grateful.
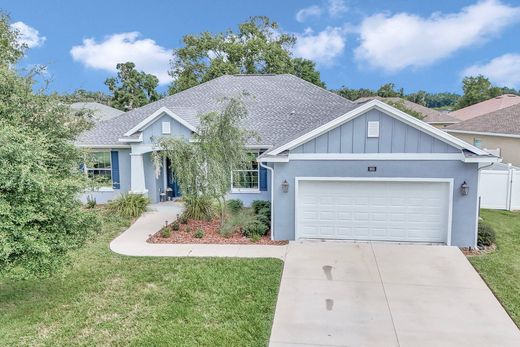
[269,241,520,347]
[109,202,288,259]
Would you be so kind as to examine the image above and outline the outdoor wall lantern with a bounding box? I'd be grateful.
[460,181,469,196]
[281,180,289,193]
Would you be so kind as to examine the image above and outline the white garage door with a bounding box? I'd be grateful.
[296,179,451,243]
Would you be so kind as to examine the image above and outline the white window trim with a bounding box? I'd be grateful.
[231,151,261,192]
[294,177,454,246]
[85,151,113,190]
[162,121,171,134]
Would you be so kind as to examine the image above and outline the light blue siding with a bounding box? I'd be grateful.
[290,109,460,154]
[142,113,193,144]
[81,148,131,204]
[271,160,479,247]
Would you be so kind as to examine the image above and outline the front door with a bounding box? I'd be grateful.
[166,158,181,198]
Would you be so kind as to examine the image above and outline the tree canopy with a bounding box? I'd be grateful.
[454,75,504,110]
[105,62,160,111]
[0,14,99,278]
[168,16,325,93]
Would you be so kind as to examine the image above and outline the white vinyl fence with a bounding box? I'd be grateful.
[479,165,520,210]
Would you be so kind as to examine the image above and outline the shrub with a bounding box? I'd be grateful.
[478,220,496,247]
[219,220,237,238]
[194,228,205,238]
[227,199,244,214]
[183,195,215,220]
[250,233,261,242]
[108,193,150,218]
[242,220,268,238]
[179,213,189,224]
[257,207,271,227]
[85,195,97,209]
[171,222,180,231]
[185,226,192,233]
[160,226,171,238]
[251,200,271,215]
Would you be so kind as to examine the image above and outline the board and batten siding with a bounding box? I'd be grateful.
[142,113,193,144]
[290,109,459,154]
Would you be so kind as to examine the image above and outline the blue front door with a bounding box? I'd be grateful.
[166,158,181,198]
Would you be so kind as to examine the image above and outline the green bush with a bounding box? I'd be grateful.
[171,222,180,231]
[183,195,215,220]
[179,213,189,224]
[160,226,172,238]
[257,207,271,227]
[219,220,236,238]
[478,220,496,247]
[227,199,244,214]
[251,200,271,215]
[250,233,261,242]
[85,195,97,209]
[107,193,150,218]
[242,220,268,238]
[194,228,205,238]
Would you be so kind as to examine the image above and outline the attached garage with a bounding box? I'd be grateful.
[295,178,453,244]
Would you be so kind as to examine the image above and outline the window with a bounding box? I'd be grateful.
[162,121,171,134]
[86,152,112,186]
[473,138,482,148]
[231,152,259,191]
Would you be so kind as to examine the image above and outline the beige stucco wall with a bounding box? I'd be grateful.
[450,133,520,166]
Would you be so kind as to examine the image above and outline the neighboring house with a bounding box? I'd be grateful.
[354,96,459,128]
[77,74,497,247]
[446,103,520,166]
[71,102,124,122]
[449,94,520,121]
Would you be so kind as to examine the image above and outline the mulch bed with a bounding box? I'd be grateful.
[148,218,288,245]
[461,244,496,256]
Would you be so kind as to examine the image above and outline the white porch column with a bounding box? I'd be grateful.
[130,153,148,194]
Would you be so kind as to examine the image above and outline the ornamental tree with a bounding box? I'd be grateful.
[152,97,255,220]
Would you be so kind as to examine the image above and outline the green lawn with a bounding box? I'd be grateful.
[469,209,520,326]
[0,209,283,347]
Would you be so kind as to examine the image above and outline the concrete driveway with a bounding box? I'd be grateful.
[269,241,520,347]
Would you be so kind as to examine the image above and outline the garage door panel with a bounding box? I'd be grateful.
[296,180,450,243]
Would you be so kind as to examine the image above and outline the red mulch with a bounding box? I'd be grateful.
[147,218,288,245]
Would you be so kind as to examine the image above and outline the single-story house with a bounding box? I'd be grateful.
[449,94,520,121]
[354,96,459,128]
[446,103,520,166]
[77,74,498,247]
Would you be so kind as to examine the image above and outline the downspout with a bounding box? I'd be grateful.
[259,161,275,240]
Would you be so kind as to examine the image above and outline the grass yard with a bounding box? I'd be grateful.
[0,209,283,347]
[469,209,520,326]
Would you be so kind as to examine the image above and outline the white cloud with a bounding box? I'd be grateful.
[70,32,172,84]
[354,0,520,72]
[327,0,348,17]
[296,5,322,23]
[463,54,520,88]
[294,27,346,64]
[10,21,46,48]
[296,0,348,22]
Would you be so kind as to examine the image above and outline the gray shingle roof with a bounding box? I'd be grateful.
[70,102,123,122]
[76,74,360,148]
[354,97,458,124]
[446,103,520,136]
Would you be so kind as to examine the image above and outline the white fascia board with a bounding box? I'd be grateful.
[257,156,289,163]
[446,129,520,139]
[462,156,501,163]
[124,106,197,137]
[267,100,489,156]
[246,144,271,150]
[118,133,143,143]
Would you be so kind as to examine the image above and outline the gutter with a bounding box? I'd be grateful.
[259,161,275,241]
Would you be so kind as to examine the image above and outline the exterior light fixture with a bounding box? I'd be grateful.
[460,181,469,196]
[281,180,289,193]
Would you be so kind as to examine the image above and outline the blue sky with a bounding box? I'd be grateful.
[3,0,520,94]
